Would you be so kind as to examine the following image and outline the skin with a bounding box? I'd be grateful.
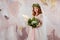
[34,7,39,16]
[33,7,42,28]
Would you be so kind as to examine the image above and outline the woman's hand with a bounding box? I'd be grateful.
[37,20,42,28]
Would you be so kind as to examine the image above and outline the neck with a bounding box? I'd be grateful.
[36,12,39,16]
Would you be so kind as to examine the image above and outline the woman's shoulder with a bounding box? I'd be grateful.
[36,14,43,19]
[39,14,43,17]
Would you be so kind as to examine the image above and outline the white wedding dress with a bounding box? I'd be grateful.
[26,14,48,40]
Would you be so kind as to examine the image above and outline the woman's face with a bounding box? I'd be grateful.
[34,7,39,13]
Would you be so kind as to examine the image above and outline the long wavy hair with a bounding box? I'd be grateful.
[32,4,42,16]
[32,4,42,27]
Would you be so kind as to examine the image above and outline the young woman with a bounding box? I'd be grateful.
[27,3,47,40]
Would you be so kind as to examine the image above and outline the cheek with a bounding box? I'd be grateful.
[36,9,39,11]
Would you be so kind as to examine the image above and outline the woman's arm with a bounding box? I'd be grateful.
[37,19,42,27]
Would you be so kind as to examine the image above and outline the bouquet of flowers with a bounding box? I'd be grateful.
[28,17,40,28]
